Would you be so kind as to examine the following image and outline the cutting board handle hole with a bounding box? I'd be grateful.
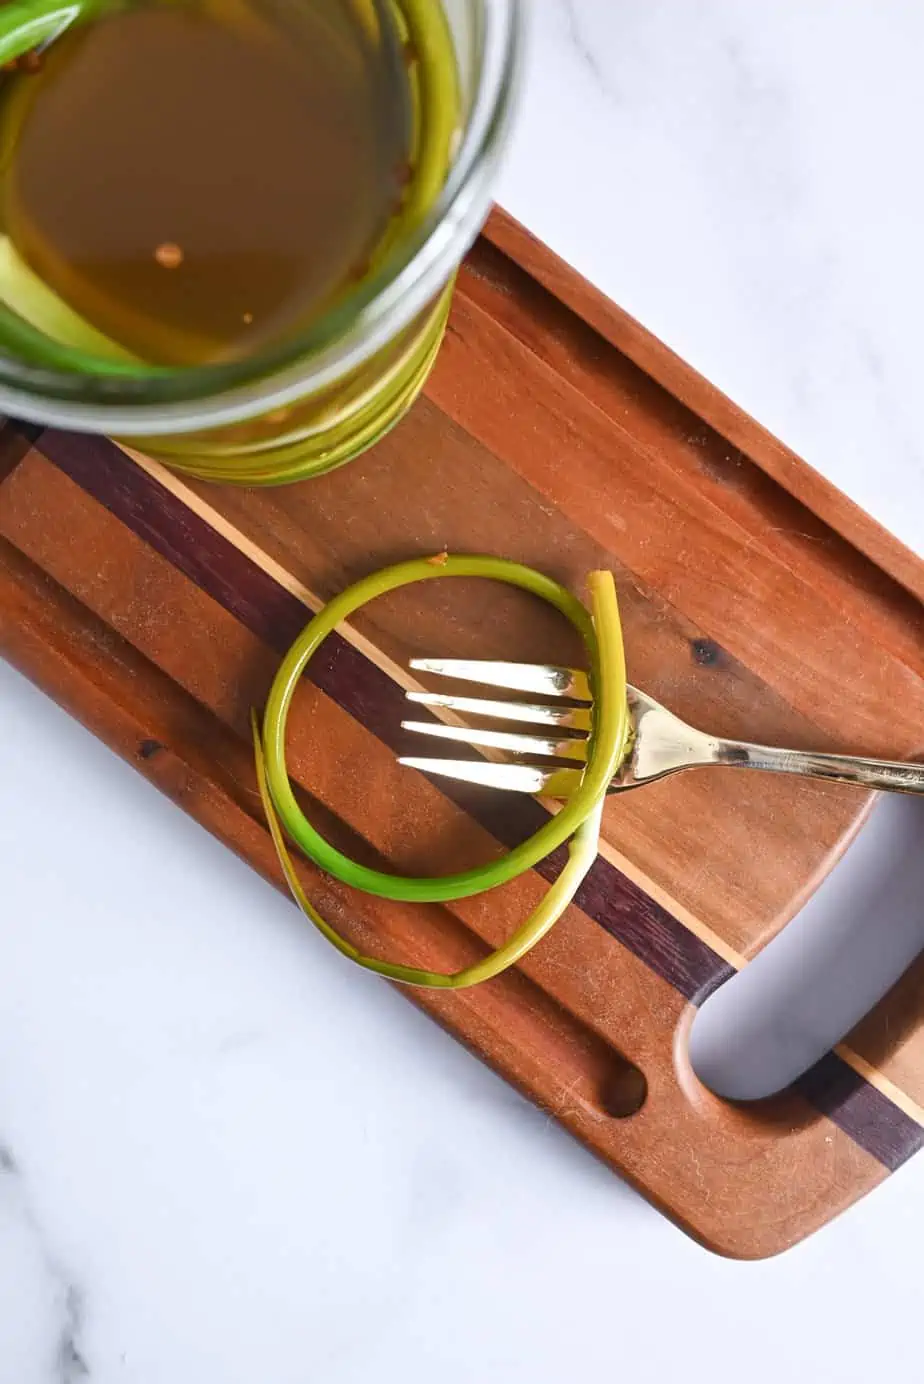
[599,1063,648,1118]
[689,793,924,1101]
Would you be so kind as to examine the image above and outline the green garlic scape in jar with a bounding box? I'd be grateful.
[0,0,523,484]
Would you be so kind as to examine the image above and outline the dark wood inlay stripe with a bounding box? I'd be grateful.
[38,428,728,1002]
[35,429,924,1170]
[797,1053,924,1172]
[0,420,43,487]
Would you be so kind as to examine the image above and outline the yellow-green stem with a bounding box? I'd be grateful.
[255,561,628,988]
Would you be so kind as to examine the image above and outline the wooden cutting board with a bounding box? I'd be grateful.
[1,209,923,1259]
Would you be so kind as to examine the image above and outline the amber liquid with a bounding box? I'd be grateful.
[0,0,414,365]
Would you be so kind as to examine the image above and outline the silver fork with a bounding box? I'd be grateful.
[398,659,924,797]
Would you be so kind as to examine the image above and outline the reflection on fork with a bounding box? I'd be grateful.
[399,659,924,798]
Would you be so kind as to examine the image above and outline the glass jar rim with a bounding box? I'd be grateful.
[0,0,524,435]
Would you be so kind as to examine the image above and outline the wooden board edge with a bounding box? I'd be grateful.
[485,207,924,606]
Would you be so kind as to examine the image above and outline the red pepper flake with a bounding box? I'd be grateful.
[154,242,184,270]
[426,551,449,567]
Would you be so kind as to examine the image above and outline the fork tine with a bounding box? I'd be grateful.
[401,719,588,761]
[398,757,584,798]
[406,691,593,731]
[410,658,591,701]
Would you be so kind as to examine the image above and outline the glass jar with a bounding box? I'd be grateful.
[0,0,524,485]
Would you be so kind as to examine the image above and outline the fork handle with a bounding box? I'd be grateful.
[712,740,924,795]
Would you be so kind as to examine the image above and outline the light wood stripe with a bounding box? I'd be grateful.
[591,836,743,969]
[120,446,427,697]
[120,445,924,1130]
[833,1045,924,1128]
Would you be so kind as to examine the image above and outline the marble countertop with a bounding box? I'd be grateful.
[502,0,924,561]
[3,4,924,1382]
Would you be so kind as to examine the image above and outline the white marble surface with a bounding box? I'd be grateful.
[501,0,924,560]
[3,4,924,1381]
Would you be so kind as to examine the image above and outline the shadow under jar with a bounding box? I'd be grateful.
[0,0,523,484]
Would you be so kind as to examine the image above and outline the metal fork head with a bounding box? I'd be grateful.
[399,658,640,797]
[399,659,722,797]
